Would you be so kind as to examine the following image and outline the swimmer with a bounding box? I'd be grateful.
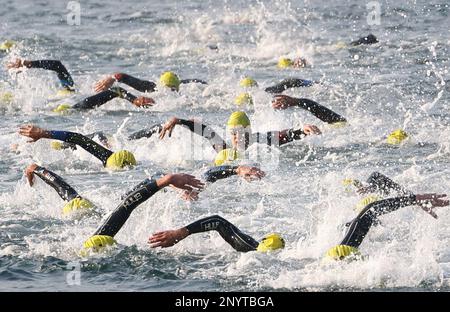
[325,192,448,261]
[149,215,285,252]
[24,163,98,218]
[18,124,136,170]
[81,173,205,254]
[130,111,321,166]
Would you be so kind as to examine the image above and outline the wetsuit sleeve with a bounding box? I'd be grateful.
[365,172,411,196]
[178,119,227,152]
[49,130,114,165]
[264,78,314,94]
[340,195,417,248]
[253,129,307,147]
[203,165,238,183]
[293,98,347,124]
[180,79,208,85]
[32,165,79,201]
[114,73,156,93]
[350,34,378,46]
[72,87,137,110]
[128,124,163,140]
[185,215,259,252]
[26,60,74,89]
[93,179,160,237]
[56,131,109,151]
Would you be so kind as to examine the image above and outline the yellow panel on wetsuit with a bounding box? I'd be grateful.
[214,148,241,166]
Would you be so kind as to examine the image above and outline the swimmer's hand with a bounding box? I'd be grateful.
[25,163,38,186]
[157,173,205,192]
[415,193,449,219]
[236,166,266,181]
[19,124,51,142]
[293,57,308,68]
[180,190,200,201]
[302,124,322,135]
[6,58,24,69]
[159,117,180,139]
[272,95,298,110]
[133,96,155,108]
[148,228,189,248]
[94,75,115,93]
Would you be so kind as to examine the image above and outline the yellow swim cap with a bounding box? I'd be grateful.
[159,71,180,91]
[214,148,240,166]
[257,233,285,252]
[56,88,75,97]
[239,77,258,88]
[277,57,293,68]
[0,91,14,104]
[80,235,116,256]
[329,121,347,128]
[0,40,15,51]
[105,150,137,170]
[342,178,362,192]
[227,111,251,128]
[52,103,72,113]
[51,141,63,150]
[355,195,381,212]
[234,93,253,106]
[325,245,360,260]
[386,129,408,145]
[62,197,95,216]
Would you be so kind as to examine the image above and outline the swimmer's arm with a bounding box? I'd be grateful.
[203,165,266,183]
[21,60,74,88]
[264,78,314,94]
[26,164,79,201]
[159,117,227,152]
[364,172,411,196]
[272,95,347,124]
[128,124,163,140]
[113,73,156,93]
[180,79,208,85]
[275,125,321,146]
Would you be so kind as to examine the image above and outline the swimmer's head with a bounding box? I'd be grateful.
[62,197,95,217]
[257,233,285,252]
[239,77,258,88]
[159,71,180,91]
[0,91,14,104]
[277,57,293,68]
[342,178,363,192]
[105,150,137,170]
[227,111,251,128]
[80,235,116,256]
[50,141,63,150]
[0,40,15,52]
[386,129,408,145]
[325,245,360,261]
[234,92,253,106]
[52,103,72,114]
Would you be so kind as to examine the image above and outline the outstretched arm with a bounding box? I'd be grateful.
[19,125,114,165]
[203,165,265,183]
[7,59,74,89]
[148,215,259,252]
[255,124,321,147]
[272,95,347,124]
[93,174,204,237]
[159,117,228,152]
[128,124,163,140]
[94,73,156,93]
[72,87,154,110]
[180,78,208,85]
[25,163,79,201]
[264,78,314,94]
[360,172,411,196]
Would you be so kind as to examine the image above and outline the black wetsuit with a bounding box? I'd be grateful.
[264,78,315,94]
[54,131,109,151]
[350,34,378,46]
[185,215,259,252]
[93,179,160,237]
[202,165,239,183]
[365,172,411,196]
[49,130,114,166]
[32,165,80,201]
[340,195,417,248]
[25,60,74,90]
